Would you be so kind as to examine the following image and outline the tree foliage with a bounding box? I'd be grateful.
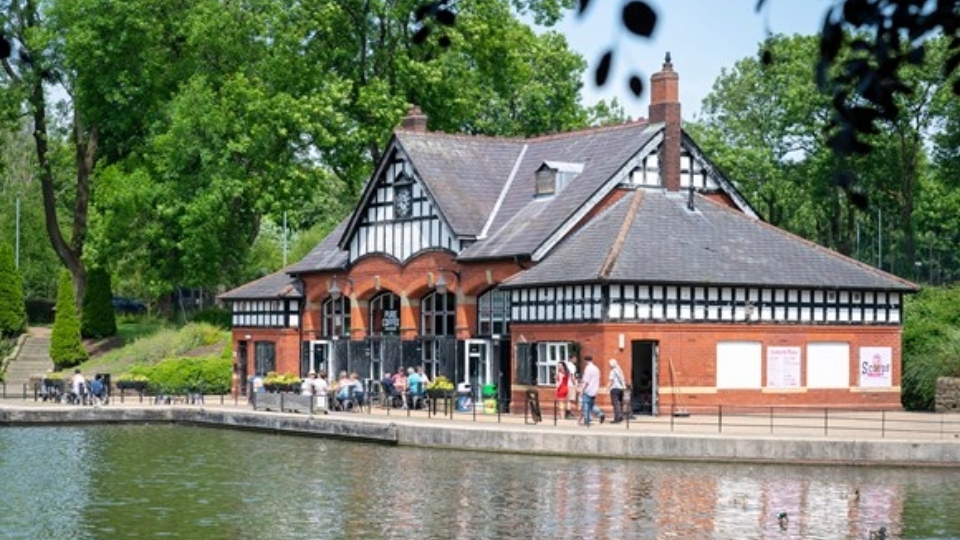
[50,269,87,369]
[902,286,960,410]
[0,241,26,337]
[80,266,116,339]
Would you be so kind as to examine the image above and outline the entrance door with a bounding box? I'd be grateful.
[238,340,248,396]
[631,340,658,416]
[461,339,492,401]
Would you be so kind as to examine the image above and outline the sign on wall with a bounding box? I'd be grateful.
[382,309,400,334]
[859,347,892,388]
[766,346,801,388]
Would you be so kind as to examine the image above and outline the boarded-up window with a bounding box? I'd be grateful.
[806,342,850,388]
[716,341,761,389]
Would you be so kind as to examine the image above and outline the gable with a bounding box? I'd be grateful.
[342,144,461,263]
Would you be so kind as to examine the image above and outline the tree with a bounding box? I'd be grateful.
[1,0,98,308]
[0,241,26,337]
[0,121,62,299]
[50,269,87,369]
[80,267,116,339]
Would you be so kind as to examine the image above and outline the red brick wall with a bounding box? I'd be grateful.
[509,322,903,413]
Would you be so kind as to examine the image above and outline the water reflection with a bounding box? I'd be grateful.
[0,425,958,539]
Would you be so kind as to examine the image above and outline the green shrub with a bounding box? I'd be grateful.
[95,322,226,367]
[902,286,960,410]
[0,242,26,338]
[81,267,118,339]
[129,356,231,395]
[191,307,231,329]
[25,298,55,324]
[50,270,88,369]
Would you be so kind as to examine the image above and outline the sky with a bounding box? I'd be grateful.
[550,0,832,121]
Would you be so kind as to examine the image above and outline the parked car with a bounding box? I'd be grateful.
[112,296,146,315]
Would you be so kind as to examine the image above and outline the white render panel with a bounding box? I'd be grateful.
[807,342,850,388]
[717,341,762,389]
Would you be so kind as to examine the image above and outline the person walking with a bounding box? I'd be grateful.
[608,359,627,423]
[579,356,605,426]
[555,361,571,419]
[564,356,579,419]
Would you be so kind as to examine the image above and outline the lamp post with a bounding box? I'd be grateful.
[15,192,20,269]
[328,275,354,301]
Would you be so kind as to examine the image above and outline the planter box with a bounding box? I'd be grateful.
[253,392,282,412]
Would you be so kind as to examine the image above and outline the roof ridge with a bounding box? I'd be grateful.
[599,190,645,279]
[394,118,650,144]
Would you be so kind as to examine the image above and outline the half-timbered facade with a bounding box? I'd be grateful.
[220,58,916,413]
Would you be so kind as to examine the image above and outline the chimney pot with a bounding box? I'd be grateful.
[400,105,428,132]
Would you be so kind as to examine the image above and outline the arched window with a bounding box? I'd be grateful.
[368,292,402,382]
[420,291,456,380]
[320,296,351,338]
[477,288,510,336]
[369,293,402,336]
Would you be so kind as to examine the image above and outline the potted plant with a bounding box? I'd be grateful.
[426,375,454,398]
[263,372,300,393]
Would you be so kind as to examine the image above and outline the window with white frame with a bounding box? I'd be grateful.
[536,342,569,386]
[321,297,351,337]
[477,288,510,336]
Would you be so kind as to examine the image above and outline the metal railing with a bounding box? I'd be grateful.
[6,381,960,440]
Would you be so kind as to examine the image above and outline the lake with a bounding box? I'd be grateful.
[0,425,958,539]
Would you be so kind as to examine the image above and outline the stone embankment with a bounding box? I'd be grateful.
[2,402,960,468]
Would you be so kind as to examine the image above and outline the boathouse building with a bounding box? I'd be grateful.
[220,57,916,414]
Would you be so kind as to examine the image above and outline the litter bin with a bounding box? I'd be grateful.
[481,383,497,414]
[456,382,472,412]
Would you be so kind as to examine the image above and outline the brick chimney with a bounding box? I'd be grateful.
[400,105,428,132]
[648,53,681,192]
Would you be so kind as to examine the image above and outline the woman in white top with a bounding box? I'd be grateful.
[608,359,627,423]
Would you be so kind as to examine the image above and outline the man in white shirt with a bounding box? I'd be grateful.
[71,369,86,405]
[579,356,605,426]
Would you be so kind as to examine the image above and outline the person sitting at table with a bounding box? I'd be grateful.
[392,367,407,395]
[335,371,354,410]
[379,373,398,406]
[406,367,424,409]
[416,365,430,387]
[349,372,365,407]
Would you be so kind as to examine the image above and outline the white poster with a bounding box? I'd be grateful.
[766,346,801,388]
[859,347,893,388]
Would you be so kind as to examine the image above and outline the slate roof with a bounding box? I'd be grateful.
[394,132,523,237]
[502,190,917,291]
[459,121,658,260]
[285,218,350,275]
[218,269,303,300]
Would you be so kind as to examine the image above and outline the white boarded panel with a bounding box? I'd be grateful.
[717,341,762,389]
[807,342,850,388]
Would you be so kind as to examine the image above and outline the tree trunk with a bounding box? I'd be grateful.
[30,76,94,309]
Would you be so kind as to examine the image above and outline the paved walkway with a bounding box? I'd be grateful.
[3,392,959,442]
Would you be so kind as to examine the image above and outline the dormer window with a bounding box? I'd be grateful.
[535,161,584,197]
